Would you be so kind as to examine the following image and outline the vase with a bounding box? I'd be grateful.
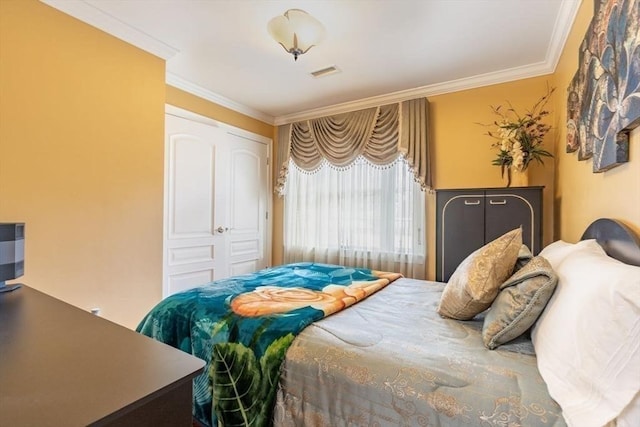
[505,168,529,187]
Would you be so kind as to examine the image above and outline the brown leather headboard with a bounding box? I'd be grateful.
[581,218,640,267]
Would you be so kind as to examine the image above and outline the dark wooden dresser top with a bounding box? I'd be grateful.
[0,285,204,426]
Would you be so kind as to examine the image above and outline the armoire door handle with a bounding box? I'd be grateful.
[489,199,507,205]
[464,200,481,205]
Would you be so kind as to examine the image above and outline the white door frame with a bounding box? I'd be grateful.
[163,104,273,297]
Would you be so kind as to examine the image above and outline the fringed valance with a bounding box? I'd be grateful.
[275,97,431,195]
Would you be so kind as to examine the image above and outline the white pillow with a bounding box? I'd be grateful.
[532,244,640,427]
[538,239,604,269]
[616,391,640,427]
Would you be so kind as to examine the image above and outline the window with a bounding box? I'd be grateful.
[284,155,425,278]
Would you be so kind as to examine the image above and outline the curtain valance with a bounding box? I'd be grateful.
[275,97,431,195]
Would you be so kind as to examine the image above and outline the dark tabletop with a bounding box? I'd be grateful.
[0,285,204,426]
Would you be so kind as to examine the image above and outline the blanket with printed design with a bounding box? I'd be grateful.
[137,263,401,427]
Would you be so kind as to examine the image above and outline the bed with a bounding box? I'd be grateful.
[137,218,640,427]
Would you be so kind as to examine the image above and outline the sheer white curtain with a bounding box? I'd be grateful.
[283,155,426,278]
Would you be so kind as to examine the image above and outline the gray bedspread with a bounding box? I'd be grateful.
[274,278,566,427]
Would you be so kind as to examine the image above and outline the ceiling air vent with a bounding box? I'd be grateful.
[310,65,340,78]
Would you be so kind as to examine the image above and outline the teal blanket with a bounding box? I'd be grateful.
[136,263,401,427]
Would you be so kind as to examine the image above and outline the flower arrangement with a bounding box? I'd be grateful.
[482,87,555,184]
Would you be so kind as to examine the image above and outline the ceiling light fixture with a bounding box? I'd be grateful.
[268,9,325,61]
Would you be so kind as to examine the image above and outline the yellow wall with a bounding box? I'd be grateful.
[2,0,636,331]
[425,76,556,279]
[165,86,273,139]
[163,49,560,275]
[0,0,166,328]
[552,0,640,239]
[266,76,557,278]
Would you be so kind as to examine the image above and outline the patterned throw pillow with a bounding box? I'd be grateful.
[482,256,558,349]
[437,228,522,320]
[514,244,533,272]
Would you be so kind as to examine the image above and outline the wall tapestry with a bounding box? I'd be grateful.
[566,0,639,172]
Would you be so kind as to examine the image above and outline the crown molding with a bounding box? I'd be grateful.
[40,0,178,60]
[166,73,275,125]
[274,62,554,125]
[42,0,581,129]
[165,105,272,145]
[273,0,581,125]
[546,0,582,71]
[39,0,273,124]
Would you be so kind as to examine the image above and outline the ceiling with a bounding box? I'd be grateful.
[42,0,581,125]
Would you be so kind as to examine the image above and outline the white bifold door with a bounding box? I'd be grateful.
[163,110,270,297]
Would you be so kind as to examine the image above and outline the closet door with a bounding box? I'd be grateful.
[164,114,227,296]
[163,112,270,297]
[225,133,269,277]
[436,190,485,282]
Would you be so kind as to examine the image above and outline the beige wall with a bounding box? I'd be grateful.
[156,0,640,281]
[552,0,640,240]
[425,76,556,279]
[267,76,558,278]
[165,86,274,139]
[0,0,166,328]
[1,0,636,330]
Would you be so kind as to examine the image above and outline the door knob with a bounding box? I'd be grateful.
[216,226,227,234]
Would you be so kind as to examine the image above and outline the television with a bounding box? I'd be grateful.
[0,223,24,293]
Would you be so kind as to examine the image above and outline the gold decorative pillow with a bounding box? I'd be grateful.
[437,228,522,320]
